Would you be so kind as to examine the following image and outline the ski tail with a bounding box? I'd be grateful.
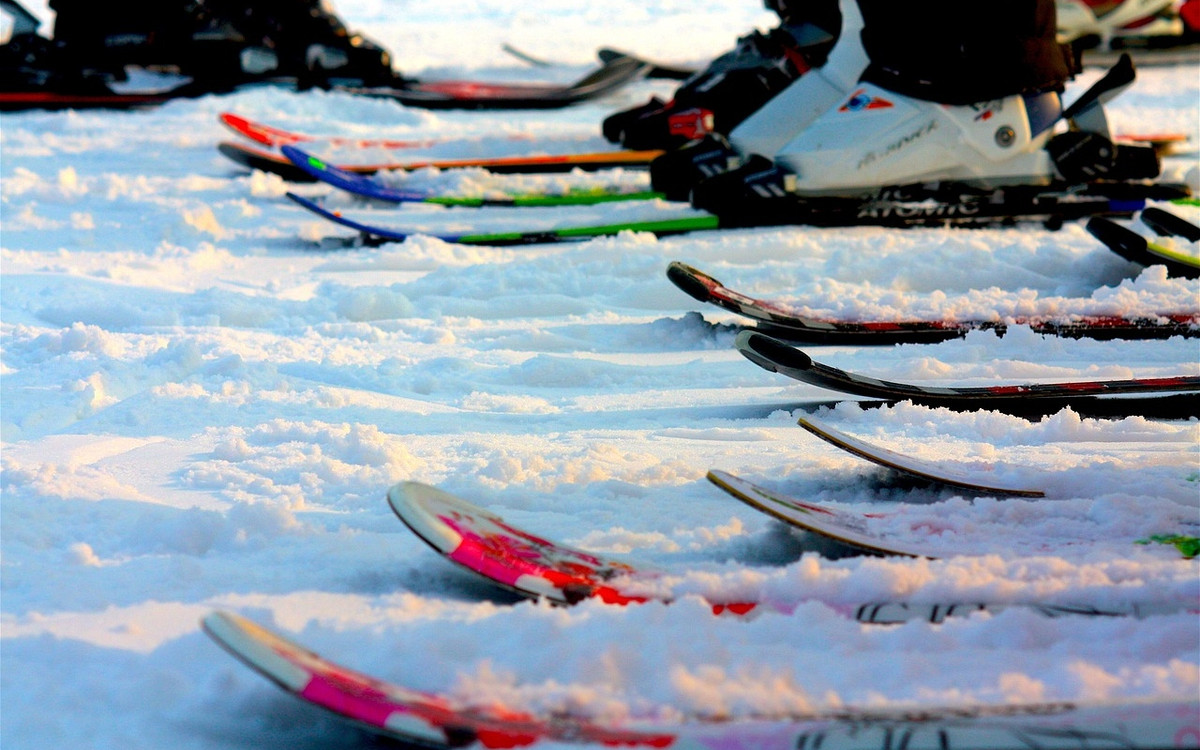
[1087,216,1200,278]
[1141,207,1200,242]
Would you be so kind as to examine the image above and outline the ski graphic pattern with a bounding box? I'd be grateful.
[667,261,1199,342]
[387,481,658,606]
[204,610,1200,750]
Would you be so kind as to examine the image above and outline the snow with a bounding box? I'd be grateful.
[2,2,1199,748]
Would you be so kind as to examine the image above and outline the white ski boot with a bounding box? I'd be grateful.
[648,0,866,200]
[688,54,1168,226]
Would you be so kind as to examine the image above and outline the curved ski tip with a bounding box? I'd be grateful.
[280,144,318,169]
[1141,207,1200,242]
[734,331,813,372]
[705,468,735,488]
[216,141,248,161]
[1086,216,1146,252]
[665,261,716,302]
[283,191,311,208]
[385,481,468,555]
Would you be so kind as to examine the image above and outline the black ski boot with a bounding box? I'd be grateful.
[0,0,126,94]
[44,0,401,92]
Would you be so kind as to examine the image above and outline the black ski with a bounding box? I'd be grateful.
[734,330,1200,415]
[1141,207,1200,242]
[343,52,652,110]
[1087,216,1200,279]
[668,261,1199,343]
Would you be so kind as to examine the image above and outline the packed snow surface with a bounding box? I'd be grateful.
[2,2,1199,748]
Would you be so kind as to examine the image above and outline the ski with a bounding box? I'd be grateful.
[1141,206,1200,242]
[204,609,1199,750]
[0,89,191,111]
[218,140,663,182]
[667,261,1199,343]
[6,50,653,113]
[285,189,1171,248]
[202,609,677,748]
[1080,43,1200,68]
[281,145,664,206]
[343,51,652,110]
[796,416,1045,497]
[502,44,697,80]
[1114,132,1194,156]
[387,481,1190,620]
[1087,216,1200,279]
[733,330,1200,411]
[218,112,444,149]
[706,469,1198,561]
[707,468,959,558]
[286,192,717,245]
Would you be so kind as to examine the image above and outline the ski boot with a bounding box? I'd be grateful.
[200,0,400,88]
[0,0,134,95]
[647,0,867,202]
[690,54,1170,227]
[603,0,842,152]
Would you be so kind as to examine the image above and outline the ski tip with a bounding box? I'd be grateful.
[280,144,323,172]
[734,331,814,372]
[385,481,468,556]
[1086,216,1147,255]
[665,261,716,303]
[283,191,311,208]
[216,141,249,161]
[218,112,244,131]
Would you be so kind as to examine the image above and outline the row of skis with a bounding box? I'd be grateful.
[31,0,1195,746]
[210,119,1200,750]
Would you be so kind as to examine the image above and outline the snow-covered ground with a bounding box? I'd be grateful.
[2,2,1199,748]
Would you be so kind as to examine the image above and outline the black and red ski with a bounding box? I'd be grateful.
[668,262,1199,343]
[734,330,1200,414]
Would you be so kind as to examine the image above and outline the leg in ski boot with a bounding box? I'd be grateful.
[692,0,1111,221]
[0,11,116,95]
[204,0,400,88]
[49,0,210,78]
[603,0,842,151]
[647,0,864,202]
